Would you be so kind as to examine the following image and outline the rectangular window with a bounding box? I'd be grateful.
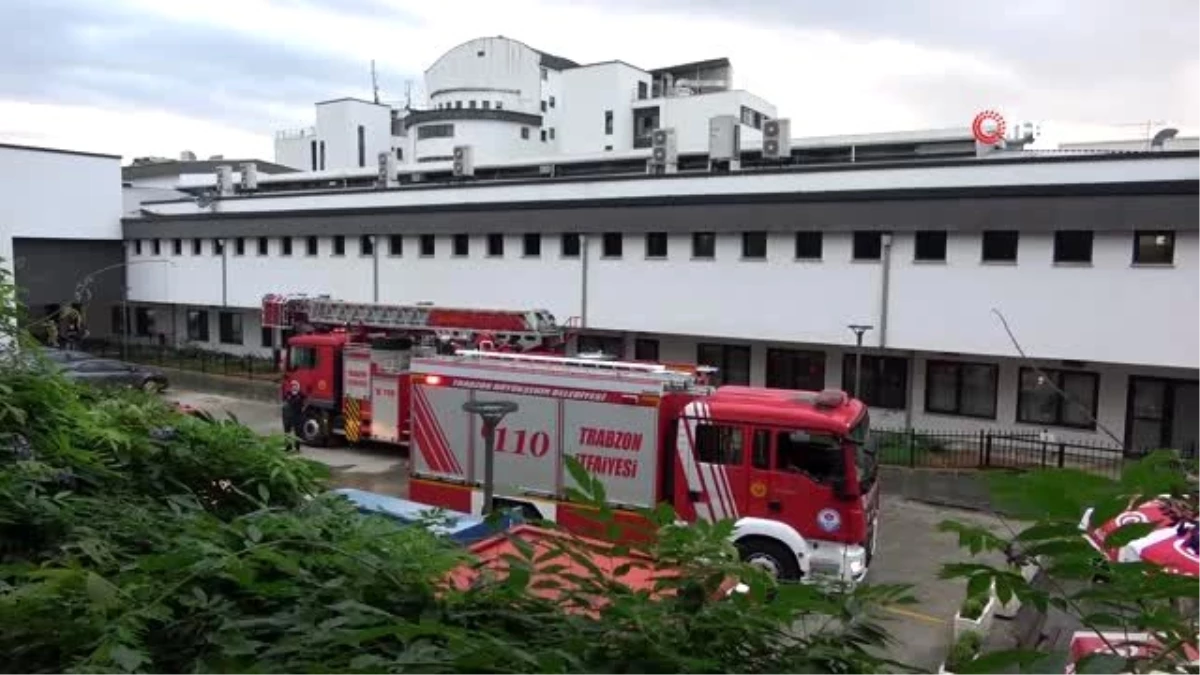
[852,231,883,261]
[234,237,245,256]
[257,237,268,256]
[495,100,502,109]
[261,325,274,348]
[925,360,998,419]
[549,95,556,108]
[765,349,826,391]
[133,240,142,256]
[1017,367,1099,429]
[359,235,373,256]
[281,237,293,256]
[645,232,668,259]
[1054,230,1093,264]
[191,239,202,255]
[420,234,436,257]
[604,110,613,135]
[218,311,243,345]
[561,233,581,258]
[310,139,317,170]
[172,238,182,256]
[357,125,365,167]
[540,66,548,81]
[332,235,345,256]
[521,127,530,140]
[601,232,622,258]
[637,81,648,100]
[695,423,744,466]
[634,338,659,362]
[541,100,548,113]
[540,129,547,142]
[794,232,822,260]
[549,128,555,140]
[134,307,155,337]
[306,236,318,256]
[213,238,224,256]
[577,335,624,359]
[692,232,716,259]
[469,100,477,109]
[452,234,470,257]
[388,235,403,256]
[1133,231,1174,265]
[320,140,326,169]
[742,231,767,260]
[185,309,209,342]
[417,124,455,140]
[455,101,462,109]
[776,430,843,485]
[523,233,541,257]
[914,230,947,262]
[842,354,909,409]
[981,230,1019,262]
[486,233,504,257]
[482,100,491,109]
[697,343,751,386]
[151,239,160,256]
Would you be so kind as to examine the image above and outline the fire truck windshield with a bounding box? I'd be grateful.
[848,412,877,492]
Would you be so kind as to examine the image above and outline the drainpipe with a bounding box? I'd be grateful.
[372,235,380,303]
[580,234,589,329]
[878,232,892,348]
[220,239,228,307]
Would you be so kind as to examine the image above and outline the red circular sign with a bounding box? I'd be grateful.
[971,110,1007,145]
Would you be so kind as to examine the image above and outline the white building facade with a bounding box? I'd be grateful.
[122,148,1199,456]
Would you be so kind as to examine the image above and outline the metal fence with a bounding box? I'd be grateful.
[84,340,280,382]
[873,427,1136,478]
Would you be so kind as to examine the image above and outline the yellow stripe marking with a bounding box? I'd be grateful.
[883,605,946,625]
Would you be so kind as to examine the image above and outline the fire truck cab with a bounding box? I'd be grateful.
[406,350,881,584]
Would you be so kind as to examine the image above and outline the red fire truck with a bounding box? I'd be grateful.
[406,349,881,583]
[262,294,572,446]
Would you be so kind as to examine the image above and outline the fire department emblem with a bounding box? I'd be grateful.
[817,508,842,533]
[750,481,767,498]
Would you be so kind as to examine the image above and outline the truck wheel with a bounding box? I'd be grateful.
[299,410,331,447]
[736,536,802,581]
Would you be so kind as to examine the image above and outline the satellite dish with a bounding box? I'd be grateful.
[1150,128,1179,150]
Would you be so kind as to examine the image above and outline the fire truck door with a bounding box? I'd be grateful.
[745,428,774,517]
[764,429,847,541]
[685,419,749,522]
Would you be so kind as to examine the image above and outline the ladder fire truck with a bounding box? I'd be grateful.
[406,350,882,583]
[261,294,573,447]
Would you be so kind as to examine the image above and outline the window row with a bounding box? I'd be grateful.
[112,306,279,348]
[434,99,506,111]
[130,229,1180,267]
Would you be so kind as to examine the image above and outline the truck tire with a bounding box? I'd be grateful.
[299,409,331,447]
[736,536,802,582]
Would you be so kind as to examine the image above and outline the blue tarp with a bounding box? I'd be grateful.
[333,488,519,545]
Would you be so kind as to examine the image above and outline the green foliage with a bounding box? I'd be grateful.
[959,594,986,621]
[946,631,982,672]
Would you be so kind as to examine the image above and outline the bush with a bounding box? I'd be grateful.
[959,593,987,620]
[945,631,982,672]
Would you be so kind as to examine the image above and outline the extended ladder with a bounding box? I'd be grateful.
[448,349,708,390]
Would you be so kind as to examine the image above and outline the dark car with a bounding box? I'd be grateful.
[58,358,169,393]
[40,348,96,364]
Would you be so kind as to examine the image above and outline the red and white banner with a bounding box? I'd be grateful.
[1084,498,1199,578]
[1065,631,1199,674]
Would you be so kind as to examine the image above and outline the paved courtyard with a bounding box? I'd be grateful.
[169,388,1015,672]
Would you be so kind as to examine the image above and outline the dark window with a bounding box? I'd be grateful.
[257,237,268,256]
[695,424,744,465]
[452,234,470,257]
[359,235,373,256]
[982,230,1019,262]
[288,347,318,370]
[395,147,402,161]
[577,334,624,358]
[151,239,161,255]
[186,309,209,342]
[1133,231,1174,265]
[357,125,365,167]
[417,124,454,140]
[523,233,541,257]
[305,236,318,256]
[601,232,622,258]
[697,343,751,386]
[549,95,556,108]
[486,234,504,257]
[853,231,883,261]
[213,239,223,256]
[191,239,202,255]
[604,110,613,135]
[766,349,826,391]
[561,233,581,258]
[742,232,767,259]
[540,67,548,81]
[218,311,243,345]
[520,127,530,140]
[261,325,274,348]
[111,306,128,335]
[310,139,317,170]
[842,355,908,409]
[172,238,182,255]
[320,141,326,169]
[1054,231,1093,263]
[540,129,547,142]
[134,307,155,337]
[332,235,345,256]
[495,100,502,109]
[645,232,668,258]
[469,100,477,109]
[233,238,245,256]
[634,338,659,362]
[541,100,548,113]
[549,128,555,140]
[776,430,843,485]
[914,230,947,262]
[752,429,771,469]
[794,232,822,260]
[637,81,648,100]
[281,237,293,256]
[692,232,716,259]
[133,240,142,255]
[1017,367,1099,429]
[482,100,491,109]
[925,361,998,419]
[388,235,403,256]
[420,234,436,257]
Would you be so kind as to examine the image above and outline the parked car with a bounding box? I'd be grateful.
[57,358,169,393]
[39,348,96,364]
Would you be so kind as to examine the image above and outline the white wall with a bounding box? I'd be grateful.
[425,37,543,116]
[412,119,541,163]
[315,100,392,171]
[274,133,312,170]
[653,90,776,153]
[0,146,122,241]
[559,62,649,155]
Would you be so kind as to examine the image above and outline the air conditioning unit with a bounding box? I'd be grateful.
[215,165,234,196]
[376,151,397,188]
[708,115,740,161]
[452,145,474,177]
[239,162,258,191]
[762,118,791,160]
[648,127,678,174]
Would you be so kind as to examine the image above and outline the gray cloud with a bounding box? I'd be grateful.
[0,0,419,138]
[592,0,1199,128]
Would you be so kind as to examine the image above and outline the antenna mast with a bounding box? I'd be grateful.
[404,79,413,109]
[371,60,380,104]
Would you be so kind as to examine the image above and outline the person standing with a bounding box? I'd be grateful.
[282,381,305,452]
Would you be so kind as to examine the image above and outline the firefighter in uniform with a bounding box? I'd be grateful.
[282,381,305,452]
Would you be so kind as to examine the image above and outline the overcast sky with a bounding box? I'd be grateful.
[1,0,1196,160]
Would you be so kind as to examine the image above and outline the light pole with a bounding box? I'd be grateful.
[847,324,873,400]
[462,399,518,516]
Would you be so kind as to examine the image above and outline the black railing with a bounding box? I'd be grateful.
[84,339,280,382]
[873,427,1147,479]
